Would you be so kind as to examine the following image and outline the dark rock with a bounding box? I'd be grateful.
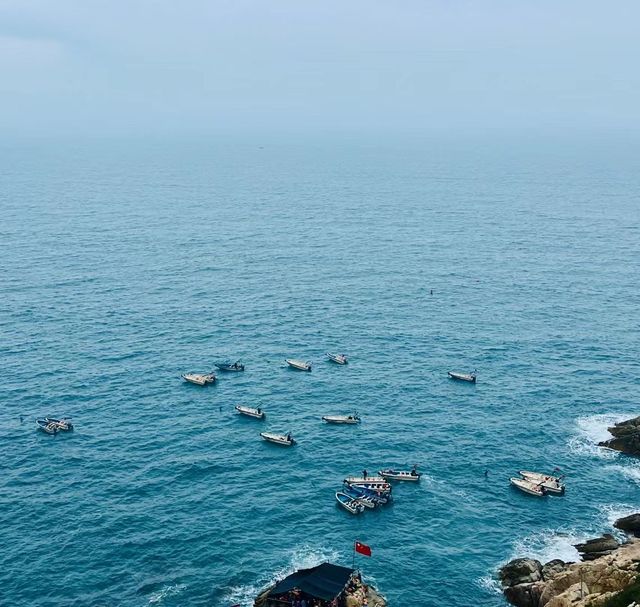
[614,513,640,536]
[542,559,567,580]
[599,416,640,456]
[499,558,543,587]
[580,551,615,561]
[504,583,541,607]
[574,534,619,555]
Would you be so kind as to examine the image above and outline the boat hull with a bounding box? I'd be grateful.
[519,471,565,494]
[335,492,364,514]
[182,373,216,385]
[379,470,421,482]
[510,477,546,497]
[235,406,265,419]
[285,359,312,371]
[260,432,295,446]
[448,371,476,383]
[322,416,360,424]
[326,353,348,365]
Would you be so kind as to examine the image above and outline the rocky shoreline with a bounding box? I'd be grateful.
[499,514,640,607]
[598,416,640,456]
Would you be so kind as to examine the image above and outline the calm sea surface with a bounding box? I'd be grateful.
[1,136,639,607]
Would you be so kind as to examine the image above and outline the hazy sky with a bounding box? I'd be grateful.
[1,0,639,137]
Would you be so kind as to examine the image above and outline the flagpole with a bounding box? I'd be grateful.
[352,541,356,570]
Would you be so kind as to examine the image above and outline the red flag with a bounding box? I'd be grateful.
[354,541,371,557]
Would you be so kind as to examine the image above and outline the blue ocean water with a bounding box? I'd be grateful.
[1,135,640,607]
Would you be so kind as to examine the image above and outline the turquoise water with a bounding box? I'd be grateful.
[2,136,640,607]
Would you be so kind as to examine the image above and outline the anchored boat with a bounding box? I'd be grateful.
[510,477,546,497]
[235,405,265,419]
[341,486,376,508]
[322,413,360,424]
[519,471,565,495]
[36,418,73,434]
[215,360,245,372]
[326,352,348,365]
[448,370,477,383]
[182,372,216,385]
[260,432,296,446]
[335,491,365,514]
[344,483,390,504]
[285,359,312,372]
[379,467,421,482]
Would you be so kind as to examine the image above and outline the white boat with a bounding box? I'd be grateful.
[36,418,73,434]
[519,471,565,495]
[235,405,265,419]
[344,475,386,484]
[510,477,546,497]
[379,468,421,482]
[182,372,216,386]
[448,370,477,383]
[322,414,360,424]
[285,359,312,372]
[260,432,296,446]
[326,352,348,365]
[335,491,364,514]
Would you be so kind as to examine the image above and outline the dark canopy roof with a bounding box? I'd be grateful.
[268,562,354,601]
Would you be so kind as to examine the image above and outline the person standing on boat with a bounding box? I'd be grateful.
[362,469,367,480]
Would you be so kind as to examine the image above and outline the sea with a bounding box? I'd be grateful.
[1,134,639,607]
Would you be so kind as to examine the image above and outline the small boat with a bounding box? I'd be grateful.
[510,477,546,497]
[182,372,216,386]
[260,432,296,446]
[341,486,376,508]
[519,471,565,495]
[235,405,265,419]
[379,467,421,482]
[335,491,365,514]
[322,413,360,424]
[344,475,386,484]
[215,360,245,372]
[448,370,477,383]
[343,484,389,505]
[36,418,73,434]
[326,352,348,365]
[343,478,392,493]
[285,359,312,372]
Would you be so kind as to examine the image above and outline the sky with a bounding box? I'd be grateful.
[0,0,639,137]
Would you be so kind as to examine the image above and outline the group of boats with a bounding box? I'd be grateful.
[335,467,421,515]
[509,470,566,497]
[36,417,73,435]
[285,353,349,372]
[234,403,361,444]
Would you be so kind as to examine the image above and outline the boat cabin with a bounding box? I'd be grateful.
[254,562,376,607]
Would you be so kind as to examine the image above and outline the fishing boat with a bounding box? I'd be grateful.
[215,360,245,372]
[182,372,216,385]
[510,477,546,497]
[260,432,296,446]
[341,486,376,508]
[285,359,312,372]
[448,370,477,383]
[519,471,565,495]
[344,475,386,485]
[235,405,265,419]
[322,413,360,424]
[326,352,348,365]
[379,467,421,482]
[335,492,365,514]
[343,478,392,494]
[36,418,73,434]
[343,484,389,505]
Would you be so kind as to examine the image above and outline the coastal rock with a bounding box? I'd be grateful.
[574,534,619,557]
[598,416,640,455]
[542,560,567,580]
[504,582,543,607]
[614,513,640,536]
[500,558,543,587]
[501,537,640,607]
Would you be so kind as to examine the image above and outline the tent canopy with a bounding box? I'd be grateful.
[268,562,354,601]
